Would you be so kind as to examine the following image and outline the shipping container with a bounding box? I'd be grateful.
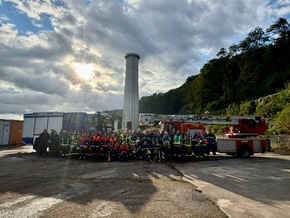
[21,112,95,145]
[0,120,11,145]
[0,119,23,145]
[10,120,23,145]
[22,112,64,145]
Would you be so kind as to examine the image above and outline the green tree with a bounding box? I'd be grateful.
[272,105,290,134]
[239,27,269,52]
[216,47,228,58]
[267,17,290,44]
[228,44,240,57]
[226,103,240,116]
[139,18,290,117]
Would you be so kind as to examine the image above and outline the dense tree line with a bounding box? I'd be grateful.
[140,17,290,121]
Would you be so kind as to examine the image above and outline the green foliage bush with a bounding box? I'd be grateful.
[226,103,240,116]
[271,105,290,134]
[206,125,225,135]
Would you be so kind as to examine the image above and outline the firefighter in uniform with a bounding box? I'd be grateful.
[50,129,59,157]
[161,131,172,160]
[193,132,205,159]
[184,131,192,157]
[119,140,129,161]
[205,129,217,160]
[172,130,184,157]
[60,130,71,157]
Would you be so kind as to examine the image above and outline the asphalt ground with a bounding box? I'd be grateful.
[1,146,290,218]
[0,146,226,218]
[175,153,290,218]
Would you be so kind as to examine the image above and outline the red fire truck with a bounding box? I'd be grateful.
[139,113,270,157]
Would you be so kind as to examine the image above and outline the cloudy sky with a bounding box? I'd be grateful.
[0,0,290,120]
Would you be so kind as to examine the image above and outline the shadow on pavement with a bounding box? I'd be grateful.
[0,146,182,214]
[178,154,290,205]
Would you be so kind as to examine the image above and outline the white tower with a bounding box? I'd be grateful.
[122,53,140,130]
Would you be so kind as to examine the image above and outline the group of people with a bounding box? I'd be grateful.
[33,127,217,161]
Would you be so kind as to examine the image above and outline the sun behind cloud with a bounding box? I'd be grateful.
[73,63,95,80]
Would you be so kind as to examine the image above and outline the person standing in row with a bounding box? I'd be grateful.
[204,129,217,160]
[38,129,50,156]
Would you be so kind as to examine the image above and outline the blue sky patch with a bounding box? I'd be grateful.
[0,1,54,35]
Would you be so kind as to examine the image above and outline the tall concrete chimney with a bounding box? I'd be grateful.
[122,53,140,130]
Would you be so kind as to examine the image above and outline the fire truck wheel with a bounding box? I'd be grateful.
[238,145,251,158]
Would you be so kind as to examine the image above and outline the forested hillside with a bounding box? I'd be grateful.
[140,18,290,121]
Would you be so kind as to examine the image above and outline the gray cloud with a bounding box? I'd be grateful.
[0,0,289,118]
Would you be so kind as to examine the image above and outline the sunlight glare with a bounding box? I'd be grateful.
[73,63,94,80]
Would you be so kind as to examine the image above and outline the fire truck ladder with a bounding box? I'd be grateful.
[159,114,263,125]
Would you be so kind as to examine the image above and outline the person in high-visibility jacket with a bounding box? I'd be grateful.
[119,140,129,161]
[172,130,184,157]
[183,131,192,156]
